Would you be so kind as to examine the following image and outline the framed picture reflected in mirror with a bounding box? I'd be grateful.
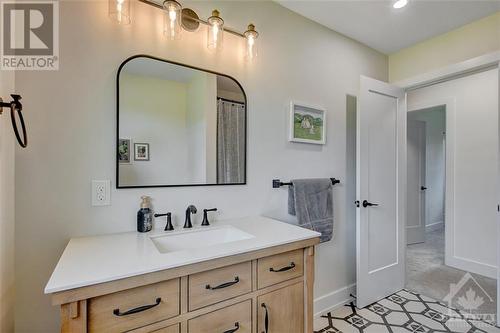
[134,143,149,161]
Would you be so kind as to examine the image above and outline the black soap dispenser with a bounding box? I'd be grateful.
[137,196,153,233]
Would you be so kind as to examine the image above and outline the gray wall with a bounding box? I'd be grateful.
[14,1,387,331]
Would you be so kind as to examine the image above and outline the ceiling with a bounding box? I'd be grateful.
[277,0,499,54]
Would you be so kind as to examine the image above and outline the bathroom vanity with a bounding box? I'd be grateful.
[45,216,320,333]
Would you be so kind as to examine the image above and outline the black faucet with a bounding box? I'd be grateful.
[184,205,197,228]
[154,212,174,231]
[201,208,218,226]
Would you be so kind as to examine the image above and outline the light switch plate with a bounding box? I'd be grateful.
[92,180,111,206]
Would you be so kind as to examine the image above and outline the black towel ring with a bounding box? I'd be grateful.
[1,94,27,148]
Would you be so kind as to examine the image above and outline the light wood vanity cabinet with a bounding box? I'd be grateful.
[188,300,252,333]
[88,279,180,332]
[258,283,304,333]
[53,238,319,333]
[189,261,252,311]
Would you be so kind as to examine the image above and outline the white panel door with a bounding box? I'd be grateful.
[357,76,406,308]
[407,120,426,245]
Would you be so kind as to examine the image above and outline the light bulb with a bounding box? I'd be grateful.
[207,10,224,51]
[109,0,130,25]
[393,0,408,9]
[163,0,182,40]
[244,24,258,61]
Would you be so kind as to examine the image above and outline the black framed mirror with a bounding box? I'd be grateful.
[116,55,247,188]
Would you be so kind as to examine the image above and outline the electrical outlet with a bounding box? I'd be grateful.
[92,180,111,206]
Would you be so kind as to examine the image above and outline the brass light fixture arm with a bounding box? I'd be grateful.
[137,0,246,38]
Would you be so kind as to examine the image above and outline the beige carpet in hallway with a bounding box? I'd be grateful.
[406,225,497,316]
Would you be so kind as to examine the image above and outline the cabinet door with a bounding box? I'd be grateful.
[257,282,304,333]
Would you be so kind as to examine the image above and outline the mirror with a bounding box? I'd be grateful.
[117,56,247,188]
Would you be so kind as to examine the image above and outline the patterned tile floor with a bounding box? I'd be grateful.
[314,290,500,333]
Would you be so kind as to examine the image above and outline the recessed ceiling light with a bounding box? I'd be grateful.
[393,0,408,9]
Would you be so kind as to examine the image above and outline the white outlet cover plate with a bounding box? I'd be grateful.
[92,180,111,206]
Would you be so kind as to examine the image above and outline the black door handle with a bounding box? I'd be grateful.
[206,276,239,290]
[223,322,240,333]
[261,303,269,333]
[362,200,379,208]
[421,186,427,191]
[269,262,295,272]
[113,297,161,316]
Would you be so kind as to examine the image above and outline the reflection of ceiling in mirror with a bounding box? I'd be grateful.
[217,75,241,94]
[122,57,204,83]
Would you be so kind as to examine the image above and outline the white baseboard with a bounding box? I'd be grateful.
[446,255,497,279]
[426,221,444,232]
[314,283,356,317]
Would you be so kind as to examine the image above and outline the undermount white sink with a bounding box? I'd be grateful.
[150,225,255,254]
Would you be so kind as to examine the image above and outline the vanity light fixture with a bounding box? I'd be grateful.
[393,0,408,9]
[207,10,224,51]
[110,0,259,61]
[163,0,182,40]
[109,0,131,25]
[244,24,258,61]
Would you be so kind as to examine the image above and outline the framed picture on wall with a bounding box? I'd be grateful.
[118,138,131,164]
[289,102,326,145]
[134,143,150,161]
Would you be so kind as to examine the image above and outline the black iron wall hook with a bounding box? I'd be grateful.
[0,94,27,148]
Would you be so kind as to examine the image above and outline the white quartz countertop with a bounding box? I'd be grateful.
[45,216,320,294]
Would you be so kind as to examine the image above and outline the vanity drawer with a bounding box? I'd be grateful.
[257,249,304,289]
[88,278,180,333]
[189,261,252,311]
[188,300,252,333]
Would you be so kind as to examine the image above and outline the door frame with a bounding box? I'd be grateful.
[395,51,500,325]
[406,117,427,245]
[407,98,454,273]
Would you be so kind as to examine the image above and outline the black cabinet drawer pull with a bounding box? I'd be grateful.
[269,262,295,272]
[261,303,269,333]
[206,276,240,290]
[223,322,240,333]
[112,297,161,316]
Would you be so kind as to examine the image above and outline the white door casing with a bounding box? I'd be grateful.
[407,119,426,245]
[356,76,406,308]
[394,52,499,327]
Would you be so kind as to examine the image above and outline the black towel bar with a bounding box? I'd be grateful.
[272,178,340,188]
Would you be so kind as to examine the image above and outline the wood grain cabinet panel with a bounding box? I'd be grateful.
[188,300,252,333]
[257,249,304,289]
[188,261,252,311]
[148,323,180,333]
[258,283,304,333]
[88,278,180,333]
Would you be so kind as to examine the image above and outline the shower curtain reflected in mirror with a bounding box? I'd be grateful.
[217,99,245,183]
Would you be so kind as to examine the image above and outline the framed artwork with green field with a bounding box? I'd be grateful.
[289,102,326,144]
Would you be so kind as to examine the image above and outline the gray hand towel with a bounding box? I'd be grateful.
[288,178,334,243]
